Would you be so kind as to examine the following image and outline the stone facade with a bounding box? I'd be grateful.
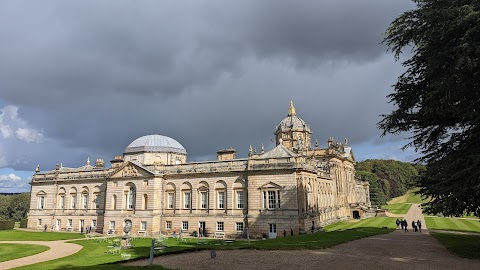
[28,102,370,238]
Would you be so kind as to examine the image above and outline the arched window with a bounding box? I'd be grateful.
[81,187,89,209]
[165,183,176,209]
[58,188,66,209]
[215,181,227,210]
[37,191,47,209]
[233,179,246,209]
[181,182,192,209]
[197,181,209,210]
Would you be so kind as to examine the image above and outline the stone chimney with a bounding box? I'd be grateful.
[95,158,105,168]
[110,156,124,168]
[217,148,235,161]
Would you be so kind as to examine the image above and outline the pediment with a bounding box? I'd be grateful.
[258,181,283,190]
[109,162,154,178]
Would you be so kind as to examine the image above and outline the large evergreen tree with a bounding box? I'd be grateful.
[380,0,480,216]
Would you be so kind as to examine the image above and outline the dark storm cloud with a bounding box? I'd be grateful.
[0,0,415,172]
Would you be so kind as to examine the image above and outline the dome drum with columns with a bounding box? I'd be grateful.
[123,135,187,165]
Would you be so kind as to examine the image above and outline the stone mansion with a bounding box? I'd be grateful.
[28,102,371,238]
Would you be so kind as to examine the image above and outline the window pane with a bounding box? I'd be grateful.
[218,191,224,209]
[168,193,174,209]
[237,191,244,209]
[201,192,207,209]
[268,191,276,209]
[184,192,191,209]
[217,222,224,231]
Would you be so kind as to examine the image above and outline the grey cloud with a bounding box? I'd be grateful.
[0,1,415,172]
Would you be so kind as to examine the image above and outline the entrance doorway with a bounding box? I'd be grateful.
[353,211,360,219]
[199,221,206,237]
[80,219,85,231]
[56,219,61,231]
[269,223,277,239]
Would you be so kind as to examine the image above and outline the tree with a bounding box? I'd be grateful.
[380,0,480,216]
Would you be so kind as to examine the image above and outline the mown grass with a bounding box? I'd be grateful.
[381,203,411,214]
[16,238,168,270]
[324,217,398,231]
[387,188,428,204]
[14,217,395,269]
[430,232,480,260]
[0,243,49,262]
[0,230,83,241]
[425,217,480,233]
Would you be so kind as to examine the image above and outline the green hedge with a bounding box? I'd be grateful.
[0,220,15,230]
[19,219,27,228]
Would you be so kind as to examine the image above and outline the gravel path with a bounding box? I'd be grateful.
[0,240,82,269]
[123,230,479,270]
[124,204,479,270]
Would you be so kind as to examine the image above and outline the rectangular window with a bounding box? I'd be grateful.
[71,195,76,209]
[140,221,147,231]
[218,191,225,209]
[60,195,65,209]
[217,222,224,232]
[167,193,174,209]
[236,191,244,209]
[277,191,281,208]
[39,196,45,209]
[92,220,97,227]
[182,221,188,231]
[110,221,115,229]
[268,191,276,209]
[184,192,191,209]
[236,222,244,232]
[201,191,208,209]
[82,194,88,209]
[263,191,266,209]
[68,219,73,227]
[94,194,99,209]
[166,221,172,230]
[38,219,42,225]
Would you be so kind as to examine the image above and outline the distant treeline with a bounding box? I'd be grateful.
[356,159,425,205]
[0,193,30,221]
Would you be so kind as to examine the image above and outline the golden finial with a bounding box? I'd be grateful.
[288,100,296,116]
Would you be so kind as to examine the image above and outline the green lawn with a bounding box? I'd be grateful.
[425,217,480,233]
[430,232,480,260]
[0,230,83,241]
[0,243,49,262]
[324,217,398,231]
[381,203,412,214]
[14,217,395,269]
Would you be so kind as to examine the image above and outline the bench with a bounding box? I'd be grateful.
[214,232,225,239]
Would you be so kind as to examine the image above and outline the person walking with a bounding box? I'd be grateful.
[396,219,400,229]
[412,220,417,232]
[283,229,286,237]
[417,220,422,232]
[403,219,409,232]
[44,224,47,232]
[290,228,293,236]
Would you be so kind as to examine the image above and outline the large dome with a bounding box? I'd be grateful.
[124,135,187,155]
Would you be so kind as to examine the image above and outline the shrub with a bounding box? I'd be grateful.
[0,220,15,230]
[19,219,27,228]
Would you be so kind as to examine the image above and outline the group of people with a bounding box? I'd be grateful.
[80,225,93,234]
[282,229,294,237]
[396,218,422,232]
